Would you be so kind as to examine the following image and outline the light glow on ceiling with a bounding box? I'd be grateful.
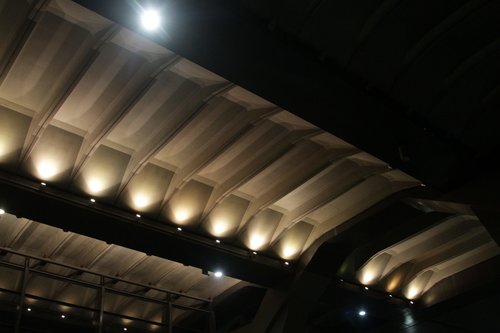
[249,234,266,250]
[141,9,161,31]
[361,271,376,284]
[0,141,6,159]
[0,135,16,161]
[87,177,106,194]
[133,193,151,209]
[0,209,5,215]
[208,218,233,237]
[174,208,190,223]
[280,244,299,259]
[36,160,59,180]
[386,273,403,292]
[406,286,420,299]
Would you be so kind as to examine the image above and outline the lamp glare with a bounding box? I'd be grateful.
[141,9,161,31]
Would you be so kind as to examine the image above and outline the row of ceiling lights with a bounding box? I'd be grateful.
[83,189,291,266]
[340,278,415,305]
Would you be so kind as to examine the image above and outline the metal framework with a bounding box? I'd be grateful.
[0,247,216,333]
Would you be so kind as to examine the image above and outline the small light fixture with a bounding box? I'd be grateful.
[61,314,66,319]
[215,239,221,244]
[123,328,127,332]
[252,251,257,255]
[90,198,96,203]
[340,278,344,282]
[364,286,369,290]
[177,227,182,231]
[358,310,366,317]
[389,294,393,298]
[214,271,223,278]
[40,182,46,186]
[0,209,4,215]
[284,261,289,266]
[410,300,414,305]
[27,308,31,312]
[136,213,141,218]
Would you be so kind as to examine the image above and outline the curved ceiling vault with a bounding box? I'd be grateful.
[0,0,498,313]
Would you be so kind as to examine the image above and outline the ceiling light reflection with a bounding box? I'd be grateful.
[87,177,105,194]
[210,219,231,237]
[174,208,191,223]
[133,193,151,209]
[362,271,376,284]
[249,234,266,250]
[281,245,298,259]
[36,160,58,180]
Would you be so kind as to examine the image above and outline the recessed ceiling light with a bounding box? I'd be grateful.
[214,271,223,278]
[141,9,161,31]
[284,261,289,266]
[364,286,369,290]
[252,251,257,255]
[410,300,414,305]
[215,239,221,244]
[177,227,182,231]
[40,182,46,186]
[61,314,66,319]
[90,198,96,203]
[123,328,127,331]
[136,213,141,218]
[27,308,31,312]
[389,294,393,297]
[0,209,4,215]
[358,310,366,316]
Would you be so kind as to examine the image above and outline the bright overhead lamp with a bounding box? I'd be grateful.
[141,9,161,31]
[90,198,96,203]
[358,310,366,317]
[215,239,221,244]
[177,227,182,231]
[136,213,141,218]
[214,271,223,278]
[284,261,289,266]
[0,209,4,215]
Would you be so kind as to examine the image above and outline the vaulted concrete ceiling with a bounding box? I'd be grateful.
[0,0,420,261]
[0,1,498,321]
